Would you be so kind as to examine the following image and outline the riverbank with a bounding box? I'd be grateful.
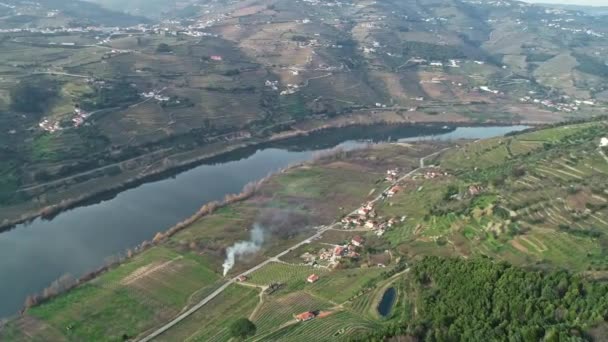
[1,141,446,340]
[0,110,545,231]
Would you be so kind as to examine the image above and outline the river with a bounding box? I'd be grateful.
[0,124,528,317]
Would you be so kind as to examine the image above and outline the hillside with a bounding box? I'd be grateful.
[1,1,608,227]
[4,120,608,340]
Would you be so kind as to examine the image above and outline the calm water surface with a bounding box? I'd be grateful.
[378,287,397,317]
[0,124,528,317]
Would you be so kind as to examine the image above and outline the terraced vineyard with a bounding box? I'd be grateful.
[24,247,221,341]
[247,262,326,290]
[378,121,608,272]
[257,311,380,342]
[155,284,260,342]
[8,121,608,341]
[252,291,333,336]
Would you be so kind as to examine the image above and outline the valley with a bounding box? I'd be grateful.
[1,0,607,228]
[1,0,608,340]
[3,120,608,340]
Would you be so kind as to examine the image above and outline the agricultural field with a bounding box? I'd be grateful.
[154,284,260,342]
[3,0,608,339]
[3,142,440,341]
[376,121,608,272]
[12,246,222,341]
[8,119,608,340]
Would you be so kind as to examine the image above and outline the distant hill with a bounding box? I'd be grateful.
[0,0,607,228]
[84,0,193,19]
[0,0,150,27]
[539,3,608,16]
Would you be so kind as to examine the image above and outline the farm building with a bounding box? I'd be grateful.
[236,275,247,282]
[295,311,316,322]
[307,274,320,283]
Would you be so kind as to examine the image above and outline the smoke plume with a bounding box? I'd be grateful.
[222,224,265,276]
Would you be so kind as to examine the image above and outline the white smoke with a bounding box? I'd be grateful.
[222,224,265,276]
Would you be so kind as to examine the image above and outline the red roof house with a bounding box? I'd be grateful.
[307,274,319,283]
[351,235,364,247]
[295,311,316,322]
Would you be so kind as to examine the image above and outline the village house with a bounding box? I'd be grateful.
[468,185,483,196]
[295,311,316,322]
[351,236,364,247]
[386,168,399,181]
[387,185,402,197]
[237,275,248,282]
[318,248,332,260]
[333,246,346,258]
[307,274,319,283]
[357,207,371,216]
[347,250,360,258]
[424,170,448,179]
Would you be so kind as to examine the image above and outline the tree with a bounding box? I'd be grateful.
[10,81,58,114]
[229,318,256,339]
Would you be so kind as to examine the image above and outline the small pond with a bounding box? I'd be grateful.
[378,287,397,317]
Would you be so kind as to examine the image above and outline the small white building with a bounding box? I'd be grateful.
[600,137,608,148]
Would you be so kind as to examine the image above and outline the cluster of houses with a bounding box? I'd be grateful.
[342,202,376,226]
[38,119,62,133]
[38,106,91,132]
[385,168,399,182]
[541,19,604,38]
[280,84,300,96]
[341,202,401,236]
[423,169,449,180]
[71,107,88,127]
[141,89,169,102]
[519,95,596,112]
[265,80,279,91]
[301,236,367,267]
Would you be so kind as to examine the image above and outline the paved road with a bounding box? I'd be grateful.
[137,147,449,341]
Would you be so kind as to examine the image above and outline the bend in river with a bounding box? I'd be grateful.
[0,124,529,317]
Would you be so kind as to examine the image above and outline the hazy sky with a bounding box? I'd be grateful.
[524,0,608,6]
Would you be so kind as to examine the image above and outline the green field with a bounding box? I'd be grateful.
[156,284,260,342]
[24,247,222,341]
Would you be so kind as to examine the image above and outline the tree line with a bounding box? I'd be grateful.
[351,256,608,341]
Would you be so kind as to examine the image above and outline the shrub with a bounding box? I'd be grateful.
[229,318,256,339]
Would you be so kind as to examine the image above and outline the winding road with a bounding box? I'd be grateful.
[137,147,449,342]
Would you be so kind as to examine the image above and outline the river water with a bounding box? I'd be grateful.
[0,124,528,317]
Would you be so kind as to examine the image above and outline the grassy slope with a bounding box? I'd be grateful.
[378,121,608,273]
